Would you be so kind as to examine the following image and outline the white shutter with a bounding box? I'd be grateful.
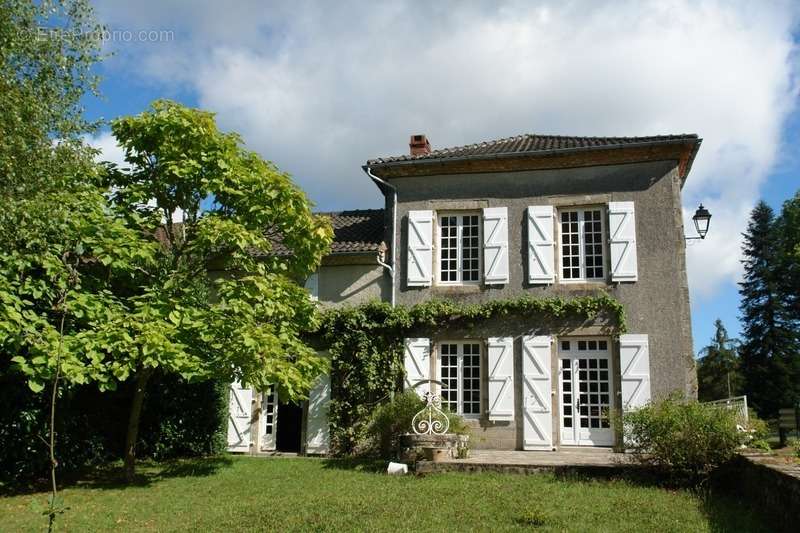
[407,210,433,286]
[305,373,331,454]
[305,271,319,301]
[487,337,514,420]
[483,207,509,284]
[404,338,430,394]
[522,336,553,450]
[227,381,253,452]
[620,334,651,411]
[608,201,638,282]
[527,206,555,283]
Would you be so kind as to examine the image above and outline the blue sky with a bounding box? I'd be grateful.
[83,1,800,356]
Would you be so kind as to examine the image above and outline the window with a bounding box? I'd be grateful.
[439,341,481,416]
[438,213,481,284]
[560,208,605,281]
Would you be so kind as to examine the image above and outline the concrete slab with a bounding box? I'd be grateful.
[416,448,635,474]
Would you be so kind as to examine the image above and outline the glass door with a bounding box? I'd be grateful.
[558,339,614,446]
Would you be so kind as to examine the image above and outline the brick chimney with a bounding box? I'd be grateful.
[409,134,431,156]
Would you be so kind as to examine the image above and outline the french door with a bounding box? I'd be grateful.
[259,386,278,451]
[558,338,614,446]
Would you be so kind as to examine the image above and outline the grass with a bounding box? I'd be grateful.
[0,456,772,532]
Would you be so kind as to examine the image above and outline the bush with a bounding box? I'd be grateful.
[0,363,228,486]
[622,395,741,485]
[363,390,469,458]
[787,437,800,459]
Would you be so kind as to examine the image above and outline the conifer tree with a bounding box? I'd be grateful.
[697,319,742,401]
[738,201,796,417]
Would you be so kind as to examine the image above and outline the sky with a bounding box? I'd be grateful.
[83,0,800,355]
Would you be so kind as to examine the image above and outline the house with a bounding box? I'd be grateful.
[228,132,701,453]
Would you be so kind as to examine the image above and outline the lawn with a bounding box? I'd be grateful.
[0,456,770,532]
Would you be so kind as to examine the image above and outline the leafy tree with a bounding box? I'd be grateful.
[100,100,333,480]
[0,0,105,525]
[0,0,102,196]
[738,201,797,418]
[696,319,742,401]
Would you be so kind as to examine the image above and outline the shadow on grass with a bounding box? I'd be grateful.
[553,464,776,533]
[0,456,234,496]
[319,457,388,474]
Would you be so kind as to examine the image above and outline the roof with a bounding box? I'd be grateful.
[365,133,701,177]
[270,209,385,256]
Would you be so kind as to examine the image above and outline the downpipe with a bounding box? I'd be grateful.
[364,166,396,307]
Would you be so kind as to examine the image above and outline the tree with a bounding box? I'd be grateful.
[101,100,333,481]
[738,201,796,418]
[774,191,800,406]
[0,0,105,526]
[0,0,102,197]
[696,319,742,401]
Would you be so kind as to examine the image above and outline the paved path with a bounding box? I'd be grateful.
[440,448,629,466]
[417,448,635,474]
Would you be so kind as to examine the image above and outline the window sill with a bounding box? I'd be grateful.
[432,284,482,294]
[555,281,613,291]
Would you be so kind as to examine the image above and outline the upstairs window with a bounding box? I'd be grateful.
[560,208,605,281]
[438,213,481,284]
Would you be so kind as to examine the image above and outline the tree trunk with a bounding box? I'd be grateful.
[124,367,155,483]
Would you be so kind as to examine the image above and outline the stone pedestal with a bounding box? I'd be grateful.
[399,433,461,463]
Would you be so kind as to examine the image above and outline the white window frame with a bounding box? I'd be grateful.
[436,211,482,285]
[557,206,608,283]
[437,340,482,418]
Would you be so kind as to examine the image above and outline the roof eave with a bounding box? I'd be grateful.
[367,137,702,181]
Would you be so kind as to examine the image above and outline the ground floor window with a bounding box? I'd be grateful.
[439,341,481,416]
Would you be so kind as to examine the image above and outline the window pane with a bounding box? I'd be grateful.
[462,343,481,415]
[583,210,604,280]
[561,211,581,279]
[440,344,458,413]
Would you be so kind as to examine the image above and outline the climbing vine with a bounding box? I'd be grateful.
[312,293,626,455]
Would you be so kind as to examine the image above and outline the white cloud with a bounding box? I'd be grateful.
[85,130,126,167]
[93,0,799,298]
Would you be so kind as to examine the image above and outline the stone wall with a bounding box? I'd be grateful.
[715,454,800,531]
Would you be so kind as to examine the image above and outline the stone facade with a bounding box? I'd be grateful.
[367,153,698,450]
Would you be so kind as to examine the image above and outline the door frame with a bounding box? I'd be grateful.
[557,337,614,447]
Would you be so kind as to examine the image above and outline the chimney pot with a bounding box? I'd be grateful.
[409,134,431,156]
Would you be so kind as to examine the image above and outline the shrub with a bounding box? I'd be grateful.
[0,364,228,486]
[364,390,469,458]
[788,437,800,459]
[622,395,741,485]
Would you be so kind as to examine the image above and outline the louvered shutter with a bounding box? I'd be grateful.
[404,338,430,394]
[487,337,514,420]
[527,206,555,283]
[483,207,509,284]
[522,336,553,450]
[406,210,433,286]
[608,201,638,282]
[620,334,651,411]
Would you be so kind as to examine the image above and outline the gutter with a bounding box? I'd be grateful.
[363,166,396,307]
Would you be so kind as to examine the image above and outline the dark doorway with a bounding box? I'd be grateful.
[276,401,303,452]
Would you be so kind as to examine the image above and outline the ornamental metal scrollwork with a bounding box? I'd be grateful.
[412,390,450,435]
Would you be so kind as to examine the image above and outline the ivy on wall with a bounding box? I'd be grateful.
[313,293,626,455]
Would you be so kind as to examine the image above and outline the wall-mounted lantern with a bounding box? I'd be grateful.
[686,204,712,240]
